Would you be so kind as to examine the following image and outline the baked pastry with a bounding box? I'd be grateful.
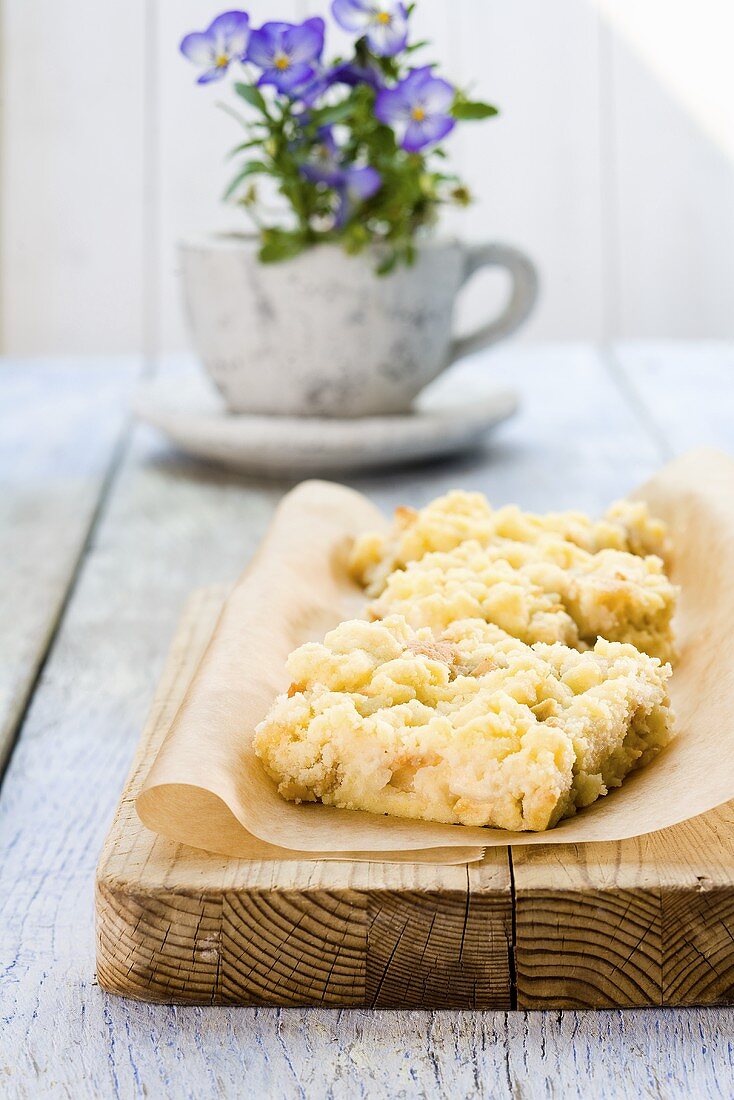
[254,616,674,832]
[369,537,678,663]
[350,490,670,596]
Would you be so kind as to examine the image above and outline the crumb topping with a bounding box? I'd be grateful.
[254,616,674,832]
[255,490,677,834]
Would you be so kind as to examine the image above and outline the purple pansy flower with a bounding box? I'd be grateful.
[331,0,408,57]
[298,57,383,106]
[335,165,382,226]
[299,132,381,224]
[297,68,338,107]
[332,59,383,91]
[300,128,344,187]
[180,11,250,84]
[375,66,456,152]
[246,18,325,95]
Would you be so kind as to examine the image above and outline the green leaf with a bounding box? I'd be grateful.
[223,161,272,200]
[404,39,429,53]
[310,98,354,127]
[342,223,370,255]
[259,229,307,264]
[452,100,499,121]
[234,82,268,112]
[376,251,399,276]
[227,139,265,159]
[217,102,250,130]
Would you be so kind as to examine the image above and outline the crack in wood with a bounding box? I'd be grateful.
[508,847,518,1011]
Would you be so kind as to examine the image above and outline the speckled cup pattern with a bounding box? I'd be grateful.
[180,235,538,418]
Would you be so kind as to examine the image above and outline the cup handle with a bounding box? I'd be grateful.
[449,242,539,364]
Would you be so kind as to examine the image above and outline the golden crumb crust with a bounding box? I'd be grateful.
[350,490,670,596]
[369,537,678,663]
[254,617,674,833]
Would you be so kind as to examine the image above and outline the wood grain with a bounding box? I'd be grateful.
[0,358,138,772]
[97,582,734,1011]
[511,341,734,1009]
[96,588,513,1009]
[3,347,734,1097]
[611,341,734,455]
[513,807,734,1009]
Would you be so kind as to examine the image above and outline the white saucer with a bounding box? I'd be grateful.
[134,370,518,477]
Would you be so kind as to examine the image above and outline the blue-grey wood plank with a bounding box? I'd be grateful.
[1,346,729,1098]
[609,341,734,455]
[0,358,140,773]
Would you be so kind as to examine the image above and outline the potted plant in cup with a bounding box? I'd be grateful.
[179,2,538,418]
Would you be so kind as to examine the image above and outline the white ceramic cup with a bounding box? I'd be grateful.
[180,234,538,418]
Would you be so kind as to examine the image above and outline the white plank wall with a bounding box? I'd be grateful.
[0,0,148,354]
[1,0,733,354]
[606,9,734,338]
[459,0,605,342]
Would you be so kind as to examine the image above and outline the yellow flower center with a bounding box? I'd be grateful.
[411,106,426,122]
[376,11,392,24]
[274,52,290,71]
[215,54,229,68]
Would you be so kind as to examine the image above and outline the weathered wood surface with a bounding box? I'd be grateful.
[512,803,734,1009]
[0,359,139,772]
[612,340,734,455]
[2,346,734,1097]
[507,344,734,1009]
[96,587,512,1009]
[97,572,734,1011]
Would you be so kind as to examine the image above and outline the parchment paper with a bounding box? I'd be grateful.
[137,448,734,861]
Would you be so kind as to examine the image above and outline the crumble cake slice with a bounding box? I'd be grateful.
[350,490,670,596]
[253,616,673,833]
[369,538,678,663]
[368,542,582,649]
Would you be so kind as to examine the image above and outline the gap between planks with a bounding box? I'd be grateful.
[600,344,675,461]
[0,360,140,783]
[98,574,734,1010]
[0,422,129,785]
[96,587,515,1010]
[7,347,734,1095]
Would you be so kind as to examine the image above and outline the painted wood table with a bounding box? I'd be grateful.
[1,345,733,1099]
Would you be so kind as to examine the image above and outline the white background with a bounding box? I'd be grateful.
[1,0,733,356]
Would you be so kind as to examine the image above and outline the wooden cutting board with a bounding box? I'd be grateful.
[95,588,734,1009]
